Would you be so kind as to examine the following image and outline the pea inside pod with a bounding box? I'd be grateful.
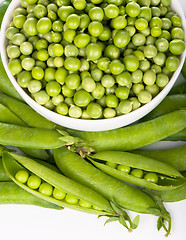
[88,151,185,191]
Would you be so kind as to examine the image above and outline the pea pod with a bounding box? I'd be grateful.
[164,129,186,141]
[0,122,67,149]
[140,95,186,122]
[0,182,62,210]
[132,145,186,172]
[2,152,138,230]
[169,83,186,95]
[88,151,185,191]
[0,158,11,181]
[67,110,186,153]
[54,147,171,236]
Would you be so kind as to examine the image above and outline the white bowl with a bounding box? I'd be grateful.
[1,0,186,132]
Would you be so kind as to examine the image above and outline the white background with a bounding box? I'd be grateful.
[0,0,186,240]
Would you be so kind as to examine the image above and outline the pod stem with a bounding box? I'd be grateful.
[98,201,140,232]
[58,130,94,157]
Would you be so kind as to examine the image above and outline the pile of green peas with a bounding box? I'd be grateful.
[6,0,185,119]
[106,161,159,183]
[15,169,102,210]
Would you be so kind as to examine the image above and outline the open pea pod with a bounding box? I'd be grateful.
[0,158,11,181]
[2,152,115,216]
[88,151,185,191]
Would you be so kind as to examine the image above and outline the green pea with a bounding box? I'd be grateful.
[53,187,66,200]
[155,38,169,52]
[132,33,146,46]
[123,55,139,72]
[74,33,90,48]
[54,57,64,68]
[27,174,41,189]
[126,1,140,17]
[17,71,32,88]
[23,17,38,36]
[55,68,68,85]
[52,20,63,32]
[145,84,159,97]
[52,94,64,106]
[144,45,157,58]
[115,86,130,100]
[171,27,184,40]
[166,56,180,72]
[34,90,50,105]
[109,60,125,75]
[143,70,156,86]
[86,43,102,61]
[39,182,53,196]
[56,102,69,115]
[8,59,22,76]
[103,108,116,119]
[138,90,152,104]
[113,30,131,48]
[79,200,92,208]
[65,194,79,204]
[156,73,169,88]
[132,83,144,95]
[66,14,80,29]
[139,59,150,72]
[62,85,75,98]
[63,29,76,43]
[91,82,105,99]
[138,6,152,21]
[64,57,81,71]
[28,80,42,94]
[111,15,127,30]
[118,100,132,114]
[104,45,120,60]
[117,165,131,173]
[116,72,132,86]
[82,77,96,92]
[88,21,103,37]
[58,6,74,21]
[133,50,145,61]
[12,33,26,46]
[129,97,141,110]
[89,7,104,21]
[105,94,118,108]
[132,70,143,83]
[79,14,91,29]
[153,52,166,66]
[151,27,162,37]
[73,90,91,107]
[87,102,102,119]
[135,18,148,31]
[7,45,21,59]
[15,170,29,183]
[44,68,55,82]
[91,68,103,81]
[104,4,119,19]
[34,4,47,18]
[6,27,19,40]
[131,169,143,178]
[106,162,118,168]
[144,173,159,183]
[169,39,185,55]
[98,27,112,41]
[101,75,115,88]
[97,57,110,71]
[46,81,61,97]
[69,105,82,118]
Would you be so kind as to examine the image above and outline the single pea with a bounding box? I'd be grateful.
[82,77,96,92]
[151,27,162,37]
[115,86,130,100]
[116,72,132,86]
[145,84,159,97]
[66,14,80,29]
[63,29,76,43]
[126,1,140,17]
[129,97,141,110]
[97,95,106,107]
[91,68,103,81]
[171,27,184,40]
[53,188,66,200]
[133,50,145,61]
[156,73,169,87]
[132,83,144,95]
[79,59,90,72]
[86,43,102,61]
[105,85,117,95]
[138,90,152,104]
[81,110,90,119]
[132,33,146,46]
[131,70,143,83]
[81,71,91,80]
[104,45,120,60]
[97,57,110,71]
[98,27,112,41]
[105,94,118,108]
[34,90,50,105]
[104,4,119,19]
[87,102,102,119]
[89,7,104,21]
[103,108,116,118]
[44,67,55,82]
[106,162,118,168]
[91,82,105,99]
[65,194,79,204]
[78,47,86,57]
[15,170,29,183]
[64,57,81,71]
[131,169,143,178]
[56,102,69,115]
[58,6,74,21]
[73,90,91,107]
[44,99,55,110]
[37,49,49,61]
[171,15,182,27]
[138,6,152,21]
[36,17,52,34]
[123,55,139,72]
[52,94,64,106]
[65,73,80,90]
[46,81,61,97]
[7,45,20,59]
[143,70,156,86]
[153,52,166,66]
[162,66,172,78]
[101,75,115,88]
[109,60,125,75]
[146,36,156,46]
[155,38,169,53]
[74,33,90,48]
[79,200,92,208]
[23,17,38,36]
[79,14,90,29]
[69,105,82,118]
[52,20,63,32]
[51,31,62,43]
[135,18,148,31]
[28,80,42,94]
[117,165,131,173]
[34,4,47,18]
[111,15,127,30]
[46,57,55,68]
[62,85,75,98]
[6,27,19,40]
[13,7,27,17]
[21,57,35,71]
[144,45,157,59]
[166,56,180,72]
[144,172,159,183]
[31,66,44,80]
[52,44,64,57]
[139,59,150,72]
[169,39,185,55]
[55,68,68,85]
[54,57,64,68]
[88,21,103,37]
[113,30,131,48]
[123,49,133,57]
[27,174,41,189]
[17,71,32,87]
[13,14,26,29]
[39,182,53,196]
[118,100,132,114]
[12,33,26,46]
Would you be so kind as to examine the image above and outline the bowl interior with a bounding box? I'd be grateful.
[0,0,186,131]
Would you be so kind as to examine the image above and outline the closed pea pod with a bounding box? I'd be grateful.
[54,147,171,236]
[2,152,137,230]
[88,151,185,191]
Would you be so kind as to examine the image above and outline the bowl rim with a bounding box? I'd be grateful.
[1,0,186,131]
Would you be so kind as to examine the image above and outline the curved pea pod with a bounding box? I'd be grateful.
[164,128,186,141]
[2,152,119,217]
[88,151,185,191]
[140,95,186,122]
[0,182,61,210]
[0,158,11,181]
[66,110,186,153]
[54,147,172,236]
[132,145,186,172]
